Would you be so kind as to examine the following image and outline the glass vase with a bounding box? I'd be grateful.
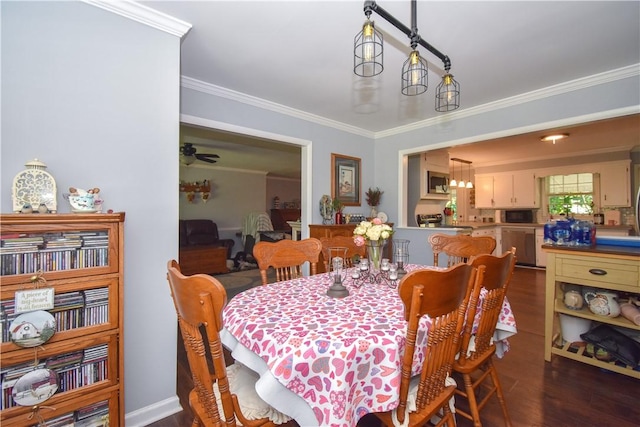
[366,240,387,271]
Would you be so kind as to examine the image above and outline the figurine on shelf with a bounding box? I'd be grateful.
[20,204,33,214]
[38,203,49,214]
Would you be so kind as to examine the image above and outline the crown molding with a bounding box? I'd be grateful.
[82,0,192,38]
[180,77,375,139]
[182,64,638,140]
[376,64,640,138]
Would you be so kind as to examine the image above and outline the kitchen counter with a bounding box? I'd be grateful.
[452,222,540,229]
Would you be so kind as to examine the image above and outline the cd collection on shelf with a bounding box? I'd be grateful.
[43,399,109,427]
[0,231,109,275]
[0,287,110,343]
[1,213,124,425]
[1,344,108,410]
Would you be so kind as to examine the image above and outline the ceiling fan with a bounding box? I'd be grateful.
[180,143,220,165]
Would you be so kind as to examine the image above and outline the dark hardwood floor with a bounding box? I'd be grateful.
[148,267,639,427]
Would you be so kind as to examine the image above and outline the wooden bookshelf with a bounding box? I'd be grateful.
[0,213,124,426]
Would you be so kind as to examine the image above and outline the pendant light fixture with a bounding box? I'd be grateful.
[354,18,383,77]
[451,158,472,189]
[354,0,460,112]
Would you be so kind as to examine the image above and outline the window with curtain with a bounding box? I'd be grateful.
[547,173,594,215]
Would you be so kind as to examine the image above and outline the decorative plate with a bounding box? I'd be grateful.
[12,368,58,406]
[377,211,388,223]
[9,310,56,348]
[12,159,57,213]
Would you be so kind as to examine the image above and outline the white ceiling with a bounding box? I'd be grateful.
[142,1,640,177]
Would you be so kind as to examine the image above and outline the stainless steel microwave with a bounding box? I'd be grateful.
[503,209,535,223]
[426,171,450,194]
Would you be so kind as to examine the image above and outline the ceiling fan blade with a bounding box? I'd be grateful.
[196,155,217,164]
[196,153,220,159]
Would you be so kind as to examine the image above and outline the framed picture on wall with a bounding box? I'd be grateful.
[331,153,361,206]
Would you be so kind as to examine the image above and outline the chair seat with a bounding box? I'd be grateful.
[453,344,497,374]
[385,376,458,427]
[212,363,292,425]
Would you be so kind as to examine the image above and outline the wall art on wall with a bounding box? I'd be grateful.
[331,153,361,206]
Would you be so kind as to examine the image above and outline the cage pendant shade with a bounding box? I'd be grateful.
[401,50,428,96]
[436,73,460,111]
[354,20,383,77]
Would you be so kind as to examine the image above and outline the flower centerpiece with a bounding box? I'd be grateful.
[353,218,393,270]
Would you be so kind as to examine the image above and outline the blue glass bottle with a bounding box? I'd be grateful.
[553,216,572,245]
[544,220,557,244]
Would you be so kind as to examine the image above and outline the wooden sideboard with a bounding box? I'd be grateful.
[543,243,640,379]
[309,224,394,273]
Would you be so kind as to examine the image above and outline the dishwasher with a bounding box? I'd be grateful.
[501,227,536,266]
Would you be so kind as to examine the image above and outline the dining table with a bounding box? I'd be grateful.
[220,264,517,427]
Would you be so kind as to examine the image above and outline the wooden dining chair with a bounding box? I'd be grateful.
[166,260,291,427]
[319,235,366,271]
[253,237,322,285]
[374,263,485,427]
[453,248,517,427]
[429,233,497,267]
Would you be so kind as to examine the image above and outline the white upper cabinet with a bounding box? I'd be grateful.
[475,171,539,208]
[599,160,631,207]
[474,175,495,208]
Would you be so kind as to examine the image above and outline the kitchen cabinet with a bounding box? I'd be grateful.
[494,171,539,208]
[474,171,538,208]
[474,175,495,208]
[543,245,640,379]
[0,213,125,425]
[535,227,547,267]
[599,161,631,208]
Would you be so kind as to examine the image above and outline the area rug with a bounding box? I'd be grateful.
[213,267,274,299]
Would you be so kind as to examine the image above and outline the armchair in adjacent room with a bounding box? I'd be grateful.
[179,219,235,258]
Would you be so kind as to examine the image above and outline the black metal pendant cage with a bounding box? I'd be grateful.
[401,50,428,96]
[435,73,460,112]
[354,20,384,77]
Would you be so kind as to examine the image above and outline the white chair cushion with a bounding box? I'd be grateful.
[213,363,292,425]
[391,375,457,427]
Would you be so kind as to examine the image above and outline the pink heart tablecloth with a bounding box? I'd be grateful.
[222,265,516,427]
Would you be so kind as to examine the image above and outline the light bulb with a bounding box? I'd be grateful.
[443,75,454,102]
[362,21,374,61]
[409,51,421,85]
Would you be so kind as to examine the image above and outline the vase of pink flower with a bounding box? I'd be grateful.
[353,218,394,270]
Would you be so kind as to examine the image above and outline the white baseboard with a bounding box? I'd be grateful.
[125,395,183,426]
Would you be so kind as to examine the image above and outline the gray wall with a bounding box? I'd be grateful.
[1,2,182,424]
[2,1,639,425]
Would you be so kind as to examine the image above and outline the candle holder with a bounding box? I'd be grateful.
[393,239,410,278]
[326,248,350,298]
[349,258,398,289]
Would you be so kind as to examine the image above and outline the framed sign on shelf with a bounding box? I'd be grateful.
[331,153,361,206]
